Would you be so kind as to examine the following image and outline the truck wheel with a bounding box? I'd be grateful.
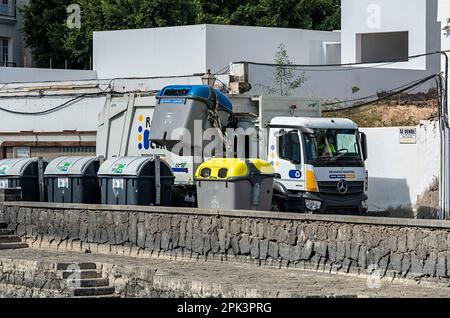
[271,199,284,212]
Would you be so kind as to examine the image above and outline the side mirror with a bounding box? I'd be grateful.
[360,132,368,161]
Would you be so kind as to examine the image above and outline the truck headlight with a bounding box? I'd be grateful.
[305,199,322,211]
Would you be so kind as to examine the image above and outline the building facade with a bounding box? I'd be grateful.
[0,0,31,68]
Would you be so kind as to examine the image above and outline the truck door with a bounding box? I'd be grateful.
[269,128,305,191]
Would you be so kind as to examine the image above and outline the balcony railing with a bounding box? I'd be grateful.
[0,1,16,19]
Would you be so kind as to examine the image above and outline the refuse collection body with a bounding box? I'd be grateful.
[149,85,233,151]
[44,156,100,204]
[0,158,47,201]
[195,159,276,211]
[97,156,175,206]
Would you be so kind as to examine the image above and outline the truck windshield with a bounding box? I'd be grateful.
[304,129,362,162]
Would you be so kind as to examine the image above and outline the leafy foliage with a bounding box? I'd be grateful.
[262,44,307,96]
[21,0,341,69]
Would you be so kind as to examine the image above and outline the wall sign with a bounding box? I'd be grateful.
[399,127,416,144]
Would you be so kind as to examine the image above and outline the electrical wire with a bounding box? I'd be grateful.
[323,74,440,112]
[233,50,450,72]
[213,65,230,75]
[0,93,102,115]
[323,74,439,107]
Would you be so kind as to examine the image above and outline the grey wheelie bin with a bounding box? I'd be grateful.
[44,156,101,204]
[150,85,233,151]
[0,158,47,201]
[195,158,276,211]
[97,156,175,206]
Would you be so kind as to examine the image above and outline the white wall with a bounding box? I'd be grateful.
[93,24,340,79]
[0,95,105,133]
[341,0,441,71]
[361,121,440,213]
[93,25,207,79]
[0,67,97,84]
[205,24,341,72]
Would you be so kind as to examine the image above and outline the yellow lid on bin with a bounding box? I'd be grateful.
[195,158,275,180]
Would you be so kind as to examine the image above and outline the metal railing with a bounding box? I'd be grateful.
[0,1,16,19]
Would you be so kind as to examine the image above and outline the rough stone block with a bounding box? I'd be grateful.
[230,236,240,255]
[410,253,424,277]
[336,241,346,261]
[328,242,337,262]
[230,220,241,235]
[290,245,301,262]
[314,241,328,258]
[161,231,171,251]
[301,240,314,260]
[259,239,269,260]
[279,243,290,260]
[389,253,403,273]
[437,252,447,277]
[423,251,437,277]
[239,234,251,255]
[268,241,278,259]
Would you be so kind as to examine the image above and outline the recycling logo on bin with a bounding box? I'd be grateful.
[289,170,302,179]
[0,166,8,175]
[57,162,72,172]
[112,163,126,174]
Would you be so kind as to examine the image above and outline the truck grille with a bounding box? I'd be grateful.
[318,181,364,195]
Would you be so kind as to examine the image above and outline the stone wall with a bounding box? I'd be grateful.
[0,258,70,298]
[2,202,450,284]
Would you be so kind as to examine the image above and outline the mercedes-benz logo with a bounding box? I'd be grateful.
[337,179,348,194]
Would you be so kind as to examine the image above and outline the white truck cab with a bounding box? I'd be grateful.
[267,117,368,214]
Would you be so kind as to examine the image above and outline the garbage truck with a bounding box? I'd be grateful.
[97,85,368,215]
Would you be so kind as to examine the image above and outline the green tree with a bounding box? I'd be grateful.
[263,44,307,96]
[21,0,74,69]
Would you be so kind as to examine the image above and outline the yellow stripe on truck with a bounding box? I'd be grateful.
[306,170,318,193]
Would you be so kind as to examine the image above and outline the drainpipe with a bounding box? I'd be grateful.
[441,51,449,219]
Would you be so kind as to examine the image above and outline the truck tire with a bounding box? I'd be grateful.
[271,196,285,212]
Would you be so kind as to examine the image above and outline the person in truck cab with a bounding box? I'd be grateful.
[318,135,336,158]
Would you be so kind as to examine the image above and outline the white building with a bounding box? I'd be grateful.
[93,24,341,79]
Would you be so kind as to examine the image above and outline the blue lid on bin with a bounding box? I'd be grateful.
[157,85,232,111]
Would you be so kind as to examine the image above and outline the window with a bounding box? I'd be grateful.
[336,133,359,155]
[356,31,409,63]
[304,129,362,162]
[59,146,96,153]
[13,147,30,158]
[278,131,301,164]
[0,38,8,65]
[0,0,13,18]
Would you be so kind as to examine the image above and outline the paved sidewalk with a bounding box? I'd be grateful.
[1,248,450,298]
